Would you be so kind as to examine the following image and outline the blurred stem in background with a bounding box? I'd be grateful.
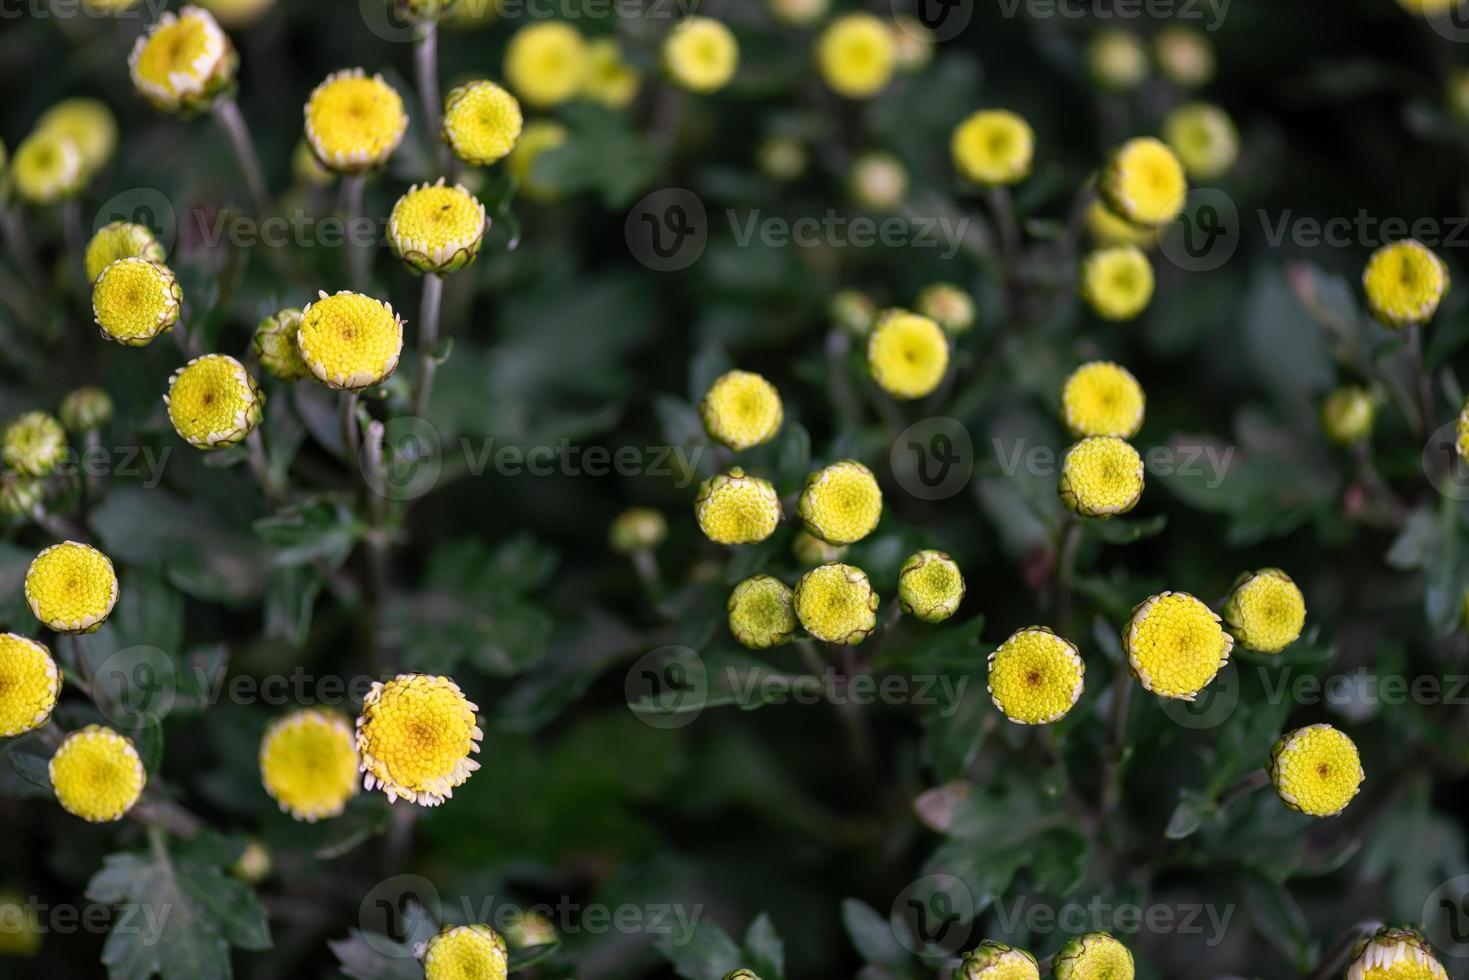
[212,97,269,215]
[341,175,370,290]
[1,202,45,292]
[413,272,444,419]
[414,18,450,178]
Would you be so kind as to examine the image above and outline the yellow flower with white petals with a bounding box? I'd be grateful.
[951,110,1034,187]
[0,634,60,738]
[700,370,783,451]
[728,575,796,649]
[1101,137,1188,227]
[1123,591,1232,700]
[1085,200,1157,250]
[11,131,84,205]
[25,542,119,635]
[356,674,482,806]
[443,81,523,167]
[665,17,739,94]
[1081,245,1154,321]
[507,121,569,202]
[793,562,879,645]
[1223,568,1306,654]
[259,708,360,822]
[959,941,1040,980]
[584,39,641,109]
[165,354,264,449]
[798,460,882,546]
[868,310,949,399]
[816,13,896,99]
[49,725,145,823]
[419,925,508,980]
[1058,436,1144,517]
[297,291,405,391]
[304,69,408,173]
[505,21,589,108]
[84,222,165,285]
[3,412,67,477]
[128,5,237,114]
[1053,932,1134,980]
[1062,361,1145,438]
[93,257,182,346]
[389,180,487,275]
[1163,102,1239,181]
[1363,239,1449,328]
[254,308,310,381]
[898,550,965,623]
[1347,927,1449,980]
[1269,723,1364,817]
[37,98,117,176]
[695,468,781,545]
[988,627,1084,724]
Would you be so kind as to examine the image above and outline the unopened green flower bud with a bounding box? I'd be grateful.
[231,839,272,883]
[898,550,965,623]
[504,909,557,949]
[728,575,796,649]
[916,282,975,334]
[610,507,668,554]
[254,308,311,381]
[1321,386,1374,445]
[3,412,67,477]
[831,289,876,336]
[59,386,113,432]
[0,473,44,518]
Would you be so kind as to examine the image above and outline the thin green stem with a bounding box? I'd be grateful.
[246,429,286,505]
[341,174,370,291]
[412,273,444,419]
[340,392,361,464]
[1216,767,1270,810]
[212,97,270,215]
[414,20,451,178]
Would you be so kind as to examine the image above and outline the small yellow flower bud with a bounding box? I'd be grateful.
[50,725,146,822]
[3,412,67,477]
[1154,26,1214,89]
[1321,386,1375,444]
[701,371,783,451]
[1363,239,1449,328]
[1269,723,1364,818]
[1061,361,1145,439]
[816,14,895,99]
[389,180,488,276]
[988,627,1084,724]
[1224,568,1306,654]
[584,39,641,109]
[1087,30,1148,91]
[443,80,523,166]
[916,283,975,335]
[951,110,1034,187]
[1058,436,1144,517]
[695,468,782,545]
[93,258,182,347]
[36,98,117,177]
[419,925,508,980]
[304,70,409,174]
[506,22,589,108]
[129,5,238,115]
[728,575,797,649]
[231,839,272,883]
[664,17,740,94]
[1163,103,1239,181]
[609,508,667,554]
[959,941,1040,979]
[11,130,85,205]
[898,550,964,623]
[26,542,119,634]
[848,152,908,211]
[356,673,483,806]
[1080,245,1154,321]
[165,354,264,450]
[793,562,879,645]
[259,708,360,821]
[1123,591,1232,700]
[297,291,405,391]
[0,634,61,738]
[84,222,164,285]
[1100,137,1188,227]
[798,460,883,545]
[254,309,310,381]
[868,310,949,399]
[1054,932,1134,980]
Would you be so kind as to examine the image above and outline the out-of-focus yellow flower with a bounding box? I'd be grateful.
[951,109,1034,187]
[357,673,482,806]
[297,290,404,390]
[506,21,589,108]
[1269,723,1364,817]
[11,130,84,205]
[503,910,556,949]
[584,39,641,109]
[793,562,879,644]
[84,222,164,284]
[889,17,934,73]
[798,460,883,545]
[3,412,66,477]
[831,290,876,335]
[695,468,781,545]
[757,136,807,182]
[1101,137,1188,227]
[916,283,975,335]
[898,550,964,623]
[443,80,523,166]
[1154,26,1214,89]
[1449,67,1469,122]
[195,0,278,28]
[816,13,896,99]
[1085,200,1157,250]
[507,121,569,201]
[988,627,1084,724]
[389,180,488,275]
[0,634,60,738]
[1124,591,1232,700]
[446,0,499,28]
[259,708,360,822]
[59,387,112,432]
[728,575,797,649]
[0,889,42,957]
[165,354,264,449]
[26,542,119,634]
[304,69,409,173]
[1059,436,1144,517]
[420,925,508,980]
[1163,102,1239,181]
[848,152,908,210]
[1363,239,1449,327]
[36,98,117,176]
[1322,386,1376,444]
[701,371,783,451]
[1087,30,1148,91]
[50,725,145,822]
[665,17,739,94]
[868,310,949,399]
[1080,245,1154,320]
[609,508,667,554]
[129,5,237,114]
[254,308,310,381]
[292,139,335,186]
[1396,0,1459,15]
[1061,361,1145,439]
[1224,568,1306,654]
[767,0,828,26]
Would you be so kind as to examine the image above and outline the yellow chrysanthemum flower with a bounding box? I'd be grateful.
[25,542,119,634]
[695,468,781,545]
[1087,30,1148,91]
[36,98,117,176]
[254,308,310,381]
[507,121,569,202]
[1322,386,1375,444]
[259,708,361,822]
[442,80,523,167]
[49,725,145,823]
[297,290,404,391]
[868,310,949,399]
[728,575,797,649]
[898,550,965,623]
[1080,245,1154,321]
[388,180,487,276]
[3,412,67,477]
[92,257,182,346]
[798,460,883,546]
[959,941,1040,980]
[816,13,896,99]
[1058,436,1144,517]
[1269,723,1364,818]
[889,17,934,73]
[1123,591,1233,700]
[793,562,879,645]
[700,370,783,451]
[1085,200,1157,250]
[0,889,42,957]
[1062,361,1145,439]
[1101,137,1187,227]
[59,387,113,432]
[1363,239,1449,328]
[165,355,264,449]
[1053,932,1134,980]
[84,222,164,285]
[1348,927,1449,980]
[1154,26,1214,89]
[768,0,828,26]
[916,283,975,335]
[793,530,846,565]
[584,39,641,109]
[951,109,1034,187]
[848,152,908,210]
[420,925,508,980]
[1224,568,1306,654]
[505,21,589,108]
[356,673,482,806]
[195,0,278,28]
[1163,103,1239,181]
[128,5,237,114]
[665,17,739,94]
[988,627,1084,724]
[11,130,84,205]
[609,507,667,554]
[0,634,61,738]
[304,69,409,173]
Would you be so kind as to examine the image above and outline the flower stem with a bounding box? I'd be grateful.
[1407,322,1435,437]
[246,428,286,505]
[341,174,370,291]
[1051,516,1081,630]
[1098,668,1133,820]
[212,97,270,215]
[1216,767,1270,810]
[62,198,86,291]
[340,391,361,464]
[412,272,444,419]
[0,202,44,292]
[361,420,392,675]
[414,19,451,178]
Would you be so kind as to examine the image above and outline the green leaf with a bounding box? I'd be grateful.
[1080,513,1167,545]
[656,919,742,980]
[1164,790,1217,841]
[1243,874,1311,971]
[742,914,785,980]
[842,898,907,968]
[252,493,363,567]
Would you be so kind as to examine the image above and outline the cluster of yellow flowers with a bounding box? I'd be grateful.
[5,98,117,206]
